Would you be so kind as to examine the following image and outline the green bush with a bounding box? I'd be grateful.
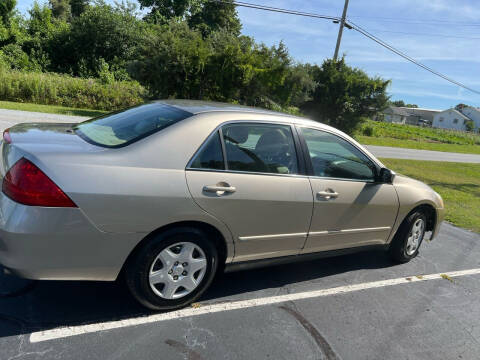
[355,119,480,146]
[362,124,374,137]
[0,69,147,110]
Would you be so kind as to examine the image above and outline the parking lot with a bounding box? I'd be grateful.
[1,222,480,360]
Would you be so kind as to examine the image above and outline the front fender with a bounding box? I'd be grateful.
[389,175,444,243]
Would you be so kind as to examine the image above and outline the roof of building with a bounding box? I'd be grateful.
[399,107,441,112]
[383,106,412,117]
[462,106,480,114]
[436,108,472,120]
[398,107,442,113]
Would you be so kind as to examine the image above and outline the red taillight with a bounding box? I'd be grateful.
[3,128,12,144]
[2,158,77,207]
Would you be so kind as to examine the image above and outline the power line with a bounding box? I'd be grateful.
[229,1,339,21]
[347,20,480,95]
[347,15,480,26]
[217,0,480,95]
[364,29,480,40]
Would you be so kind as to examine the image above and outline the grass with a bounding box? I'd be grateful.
[381,158,480,233]
[355,120,480,155]
[358,135,480,155]
[0,100,107,118]
[0,69,147,111]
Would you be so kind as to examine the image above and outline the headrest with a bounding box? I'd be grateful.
[225,126,249,144]
[255,129,288,152]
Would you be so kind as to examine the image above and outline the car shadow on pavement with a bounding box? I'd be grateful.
[0,250,393,339]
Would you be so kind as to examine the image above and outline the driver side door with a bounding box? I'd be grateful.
[298,127,399,254]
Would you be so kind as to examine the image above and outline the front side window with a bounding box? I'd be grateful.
[301,128,376,181]
[74,103,192,147]
[222,123,299,175]
[190,131,225,170]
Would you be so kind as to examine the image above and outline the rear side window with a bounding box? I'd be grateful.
[190,131,225,170]
[222,123,299,175]
[74,103,192,147]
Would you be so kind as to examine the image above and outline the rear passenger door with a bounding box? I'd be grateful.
[186,122,314,262]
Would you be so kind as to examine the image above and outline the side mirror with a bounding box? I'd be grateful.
[378,168,395,184]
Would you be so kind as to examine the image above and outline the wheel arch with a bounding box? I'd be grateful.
[414,203,437,233]
[119,221,229,280]
[388,202,437,246]
[399,203,437,234]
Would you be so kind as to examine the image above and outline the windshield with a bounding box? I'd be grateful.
[74,103,192,148]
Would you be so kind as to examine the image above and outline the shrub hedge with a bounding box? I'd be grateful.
[357,119,480,145]
[0,69,147,111]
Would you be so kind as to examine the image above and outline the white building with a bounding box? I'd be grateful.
[432,108,474,131]
[383,106,411,124]
[458,106,480,131]
[401,107,441,126]
[381,106,441,126]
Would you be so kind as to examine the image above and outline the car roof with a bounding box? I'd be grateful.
[158,99,340,134]
[159,99,305,119]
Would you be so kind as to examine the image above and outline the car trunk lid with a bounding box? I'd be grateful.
[6,122,82,145]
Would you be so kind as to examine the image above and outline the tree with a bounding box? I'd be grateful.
[49,2,147,78]
[391,100,405,107]
[139,0,240,36]
[455,103,468,112]
[49,0,71,21]
[129,21,210,98]
[0,0,28,52]
[130,22,306,111]
[0,0,16,25]
[49,0,88,21]
[465,120,474,132]
[70,0,89,17]
[390,100,418,108]
[139,0,202,22]
[20,2,72,71]
[300,57,390,135]
[189,0,241,36]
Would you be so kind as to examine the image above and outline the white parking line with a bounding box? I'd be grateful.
[29,268,480,343]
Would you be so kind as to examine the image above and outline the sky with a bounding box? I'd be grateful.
[16,0,480,110]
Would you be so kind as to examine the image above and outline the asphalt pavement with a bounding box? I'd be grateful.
[1,223,480,359]
[366,145,480,163]
[1,108,479,163]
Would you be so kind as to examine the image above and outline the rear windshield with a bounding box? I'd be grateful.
[74,103,192,148]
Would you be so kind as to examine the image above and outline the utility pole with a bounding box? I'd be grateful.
[333,0,350,61]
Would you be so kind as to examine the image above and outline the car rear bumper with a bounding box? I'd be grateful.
[0,193,143,281]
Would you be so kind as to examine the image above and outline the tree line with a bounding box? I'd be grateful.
[0,0,391,134]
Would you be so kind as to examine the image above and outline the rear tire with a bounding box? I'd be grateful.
[389,211,427,263]
[125,227,218,311]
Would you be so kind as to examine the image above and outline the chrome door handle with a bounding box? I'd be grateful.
[203,184,236,194]
[317,190,339,200]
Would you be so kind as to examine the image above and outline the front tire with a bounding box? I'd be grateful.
[125,227,218,311]
[389,211,427,263]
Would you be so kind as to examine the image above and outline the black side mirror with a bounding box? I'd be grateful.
[378,168,395,184]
